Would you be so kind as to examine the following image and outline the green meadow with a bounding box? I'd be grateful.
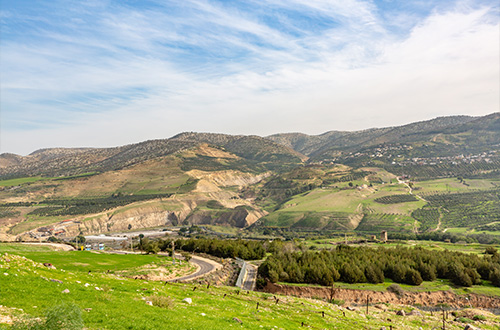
[2,244,499,329]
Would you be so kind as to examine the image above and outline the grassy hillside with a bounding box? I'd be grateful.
[1,245,499,329]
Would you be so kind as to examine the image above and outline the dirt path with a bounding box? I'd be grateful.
[20,242,75,251]
[434,207,443,232]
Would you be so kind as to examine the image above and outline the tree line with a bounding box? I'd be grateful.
[258,245,500,288]
[137,237,266,260]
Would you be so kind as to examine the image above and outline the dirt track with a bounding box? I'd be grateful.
[20,242,75,251]
[264,282,500,309]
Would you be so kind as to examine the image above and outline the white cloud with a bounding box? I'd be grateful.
[0,1,498,155]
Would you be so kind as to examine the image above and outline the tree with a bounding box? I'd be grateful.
[404,268,423,286]
[365,265,384,284]
[489,267,500,287]
[448,264,472,287]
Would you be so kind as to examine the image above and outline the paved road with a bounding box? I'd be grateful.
[102,250,221,282]
[166,255,221,282]
[241,264,257,291]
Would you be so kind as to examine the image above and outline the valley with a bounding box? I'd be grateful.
[1,113,500,329]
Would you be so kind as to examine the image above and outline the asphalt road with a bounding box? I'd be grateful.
[101,251,221,282]
[241,264,257,291]
[166,255,220,282]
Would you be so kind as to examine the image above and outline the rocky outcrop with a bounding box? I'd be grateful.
[185,207,267,228]
[188,169,270,189]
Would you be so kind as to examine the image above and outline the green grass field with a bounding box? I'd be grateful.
[2,245,499,329]
[0,177,51,187]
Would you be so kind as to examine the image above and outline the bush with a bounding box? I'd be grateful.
[387,284,404,298]
[485,246,498,255]
[330,299,345,306]
[12,303,85,330]
[147,295,174,309]
[256,278,267,289]
[44,303,84,330]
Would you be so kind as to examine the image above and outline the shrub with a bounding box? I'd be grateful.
[44,303,83,330]
[147,295,175,309]
[11,317,44,330]
[387,284,404,298]
[256,278,267,289]
[11,304,84,330]
[485,246,498,255]
[330,299,345,306]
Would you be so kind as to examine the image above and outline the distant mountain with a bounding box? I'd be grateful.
[1,113,498,179]
[267,115,479,158]
[0,133,305,179]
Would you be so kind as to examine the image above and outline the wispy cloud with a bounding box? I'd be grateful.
[0,0,498,154]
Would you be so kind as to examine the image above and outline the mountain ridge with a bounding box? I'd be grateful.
[1,113,498,179]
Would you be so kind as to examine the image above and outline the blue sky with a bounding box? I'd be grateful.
[1,0,499,155]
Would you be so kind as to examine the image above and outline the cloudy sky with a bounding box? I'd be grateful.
[1,0,499,155]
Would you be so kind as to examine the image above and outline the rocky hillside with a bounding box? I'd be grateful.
[267,115,481,158]
[1,113,499,241]
[0,133,304,179]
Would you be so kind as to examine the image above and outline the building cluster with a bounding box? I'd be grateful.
[319,144,499,167]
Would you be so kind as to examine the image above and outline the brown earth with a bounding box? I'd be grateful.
[264,282,500,309]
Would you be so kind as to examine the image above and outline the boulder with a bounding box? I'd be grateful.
[61,289,70,293]
[375,304,388,311]
[183,298,192,304]
[464,325,479,330]
[396,310,406,316]
[409,309,422,316]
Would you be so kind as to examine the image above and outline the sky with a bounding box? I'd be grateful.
[1,0,499,155]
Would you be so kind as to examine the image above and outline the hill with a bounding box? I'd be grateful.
[0,133,305,179]
[1,113,499,240]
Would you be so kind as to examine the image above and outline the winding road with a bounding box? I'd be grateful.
[166,255,222,282]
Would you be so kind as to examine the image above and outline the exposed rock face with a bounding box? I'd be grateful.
[185,207,267,228]
[188,170,270,188]
[62,205,189,236]
[264,282,500,309]
[15,195,267,239]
